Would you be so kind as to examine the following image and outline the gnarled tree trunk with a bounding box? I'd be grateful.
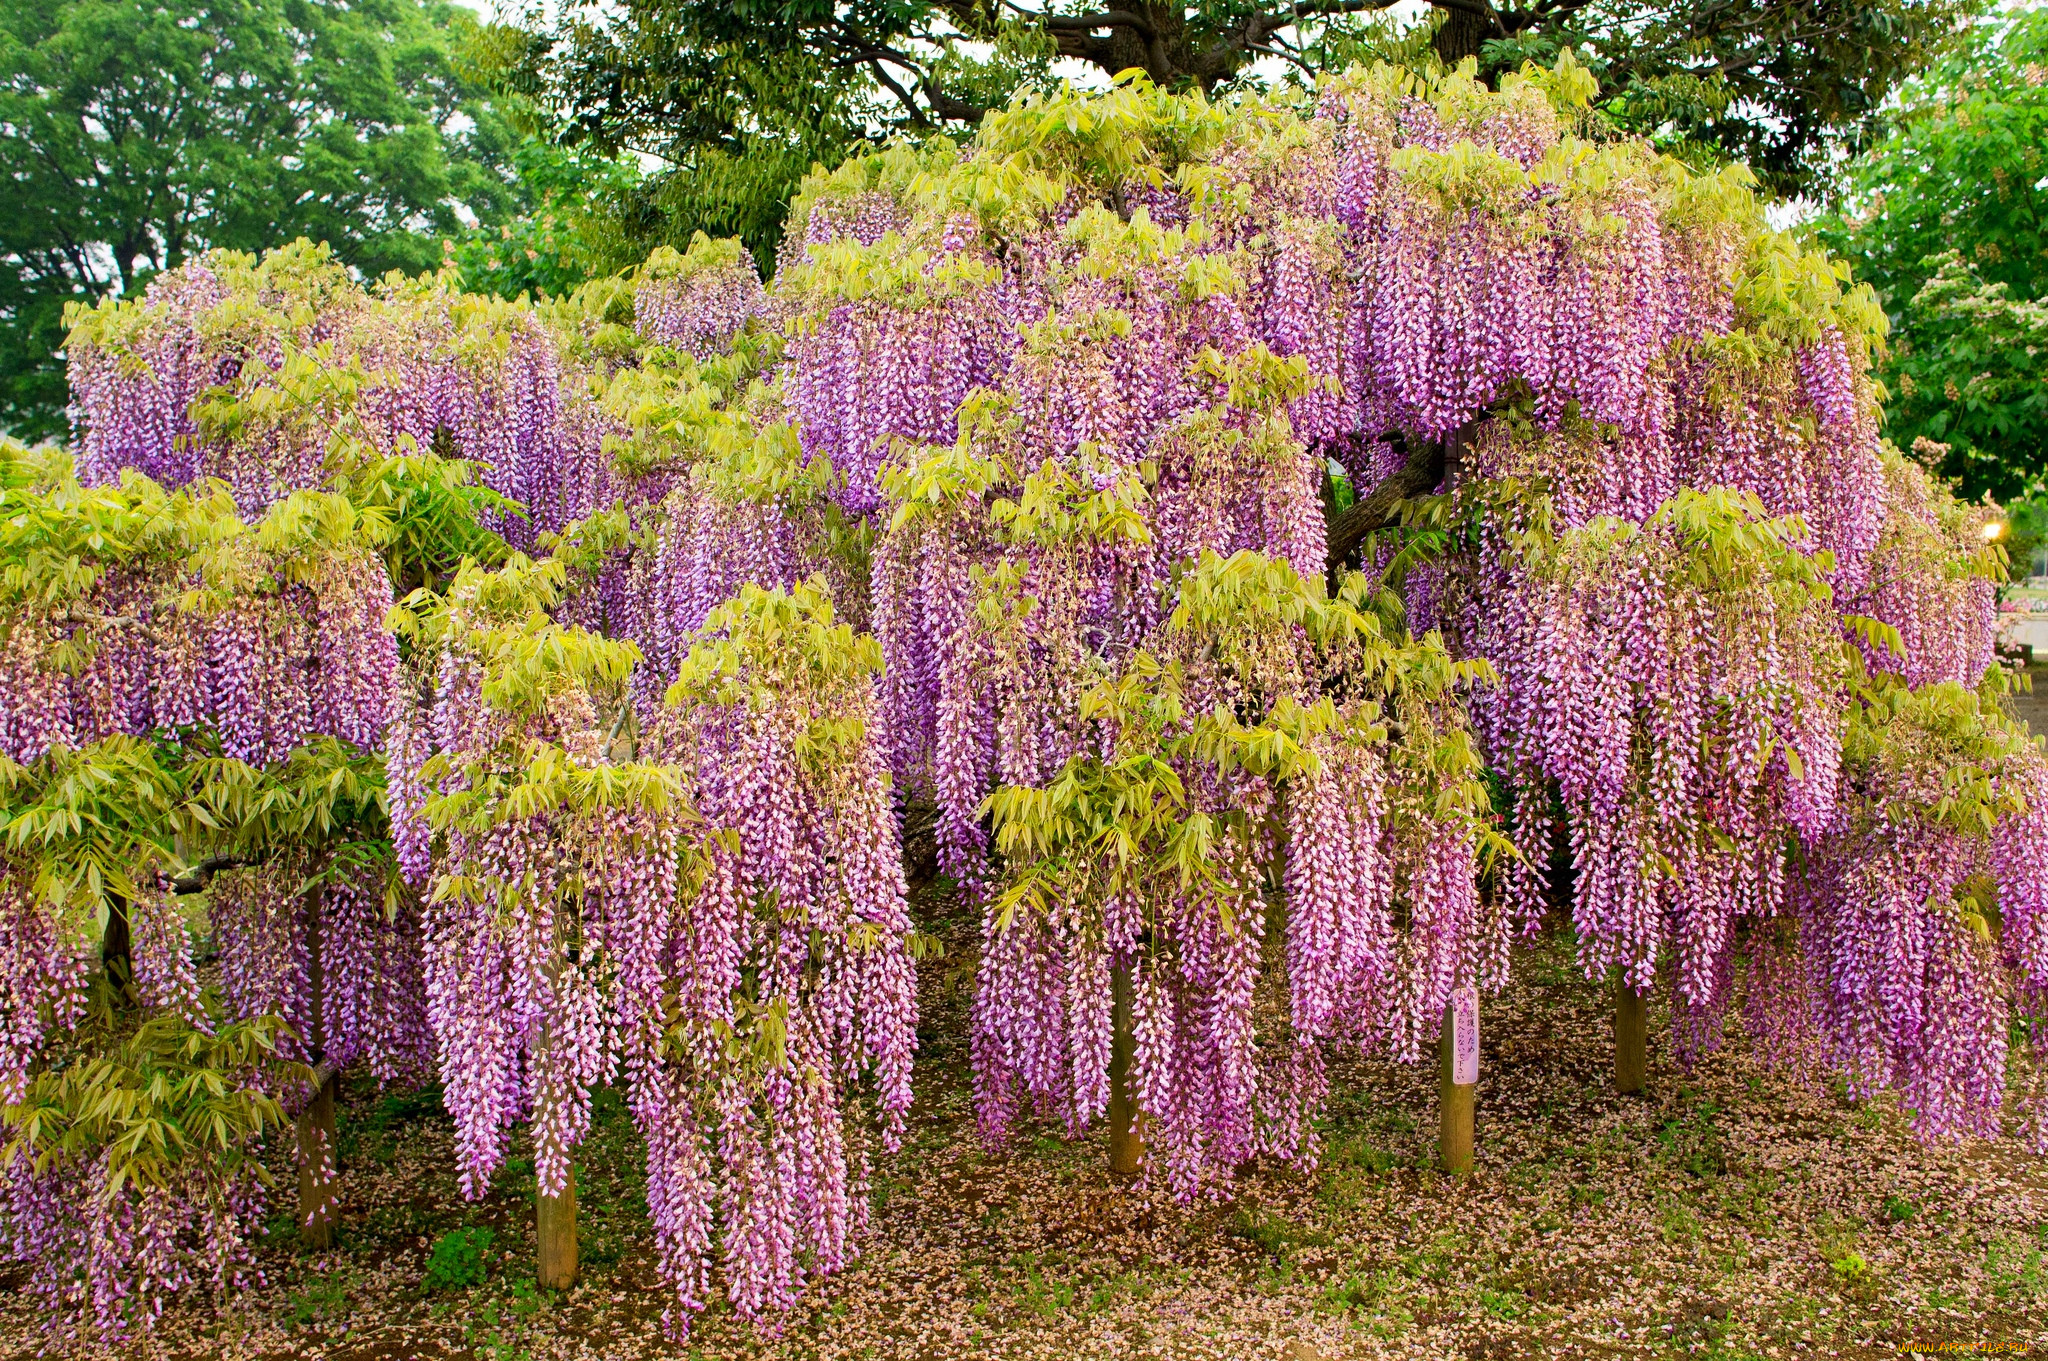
[1433,1,1499,67]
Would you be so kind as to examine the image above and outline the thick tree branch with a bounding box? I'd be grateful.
[1286,0,1407,14]
[925,86,991,124]
[1429,0,1505,19]
[171,854,259,896]
[867,59,934,128]
[61,608,146,629]
[1035,9,1156,35]
[1325,437,1447,574]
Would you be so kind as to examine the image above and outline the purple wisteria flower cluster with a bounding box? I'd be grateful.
[395,564,915,1335]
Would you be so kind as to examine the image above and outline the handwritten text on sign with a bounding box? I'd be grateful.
[1452,985,1479,1086]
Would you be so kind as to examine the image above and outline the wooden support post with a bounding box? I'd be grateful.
[537,1167,578,1291]
[1615,977,1647,1096]
[1438,990,1476,1176]
[1108,961,1144,1177]
[298,887,341,1247]
[297,1067,340,1248]
[534,948,580,1290]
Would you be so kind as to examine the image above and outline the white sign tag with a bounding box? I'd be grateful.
[1452,984,1479,1086]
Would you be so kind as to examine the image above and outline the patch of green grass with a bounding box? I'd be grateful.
[1883,1193,1918,1224]
[1827,1248,1869,1282]
[1321,1267,1412,1337]
[1230,1203,1297,1256]
[423,1226,496,1291]
[1719,1171,1780,1228]
[1653,1101,1726,1180]
[1016,1259,1077,1317]
[283,1268,352,1327]
[340,1083,447,1164]
[506,1275,554,1319]
[1813,1214,1872,1290]
[1230,1202,1329,1260]
[1659,1196,1703,1244]
[1477,1284,1527,1320]
[1926,1282,1967,1310]
[1987,1230,2048,1301]
[1327,1131,1404,1175]
[1322,1267,1388,1313]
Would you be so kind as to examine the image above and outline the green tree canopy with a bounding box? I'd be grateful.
[495,0,1975,271]
[0,0,533,443]
[1824,7,2048,506]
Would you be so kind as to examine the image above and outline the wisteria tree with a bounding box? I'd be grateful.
[13,50,2048,1352]
[770,60,2048,1169]
[0,439,424,1342]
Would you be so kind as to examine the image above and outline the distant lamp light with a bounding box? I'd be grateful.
[1982,519,2007,542]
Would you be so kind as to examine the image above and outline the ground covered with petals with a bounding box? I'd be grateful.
[3,906,2041,1361]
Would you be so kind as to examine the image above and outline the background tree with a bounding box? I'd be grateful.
[0,0,533,444]
[494,0,1975,270]
[1823,7,2048,507]
[445,135,649,301]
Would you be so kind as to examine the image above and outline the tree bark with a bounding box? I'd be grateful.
[1324,437,1447,576]
[535,952,580,1289]
[1108,961,1145,1177]
[170,854,258,895]
[1614,977,1647,1096]
[537,1167,579,1291]
[1433,1,1499,67]
[101,895,131,997]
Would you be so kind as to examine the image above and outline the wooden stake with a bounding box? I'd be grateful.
[537,1167,578,1291]
[1615,977,1647,1096]
[1438,993,1476,1176]
[298,887,341,1248]
[1108,961,1144,1177]
[535,951,580,1290]
[297,1069,340,1248]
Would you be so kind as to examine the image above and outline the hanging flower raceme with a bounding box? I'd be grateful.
[66,243,591,543]
[780,216,1018,516]
[396,554,660,1196]
[64,242,365,506]
[0,455,423,1312]
[0,1014,298,1351]
[1839,452,2003,689]
[634,234,771,359]
[640,580,918,1329]
[1442,484,1847,1002]
[399,557,916,1336]
[1769,678,2048,1144]
[872,343,1329,818]
[0,730,419,1348]
[978,549,1498,1198]
[873,388,1157,878]
[0,445,400,768]
[568,342,857,712]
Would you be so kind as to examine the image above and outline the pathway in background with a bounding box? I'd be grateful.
[2012,664,2048,738]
